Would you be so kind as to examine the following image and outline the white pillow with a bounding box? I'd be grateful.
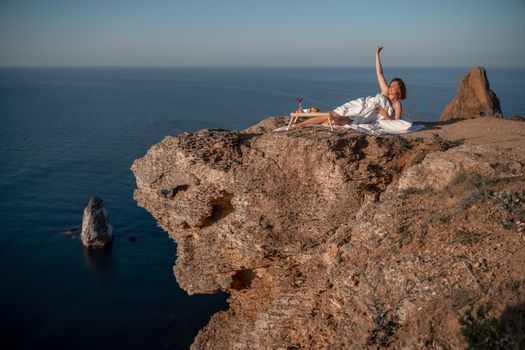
[377,119,413,132]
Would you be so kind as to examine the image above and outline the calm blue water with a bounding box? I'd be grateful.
[1,67,524,349]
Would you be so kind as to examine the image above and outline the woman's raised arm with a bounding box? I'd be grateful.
[375,46,389,95]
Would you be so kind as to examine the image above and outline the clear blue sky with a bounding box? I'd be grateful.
[1,0,524,67]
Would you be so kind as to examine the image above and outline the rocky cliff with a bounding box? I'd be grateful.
[131,116,525,349]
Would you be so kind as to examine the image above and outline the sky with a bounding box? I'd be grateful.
[0,0,524,67]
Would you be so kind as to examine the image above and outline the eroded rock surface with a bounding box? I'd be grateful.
[132,118,525,349]
[80,196,113,248]
[440,67,502,121]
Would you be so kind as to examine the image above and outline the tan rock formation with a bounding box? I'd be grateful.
[131,117,525,349]
[440,67,502,121]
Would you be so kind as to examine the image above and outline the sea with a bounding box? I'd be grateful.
[1,66,524,349]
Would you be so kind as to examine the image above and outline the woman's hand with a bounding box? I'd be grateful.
[376,46,383,55]
[376,106,390,119]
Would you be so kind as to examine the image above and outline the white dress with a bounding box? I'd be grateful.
[333,93,393,125]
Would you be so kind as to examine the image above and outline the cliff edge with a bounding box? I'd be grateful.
[131,117,525,349]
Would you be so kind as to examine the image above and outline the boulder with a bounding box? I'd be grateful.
[80,196,113,248]
[397,144,499,192]
[440,67,502,121]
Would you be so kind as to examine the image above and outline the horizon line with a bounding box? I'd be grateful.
[1,64,524,69]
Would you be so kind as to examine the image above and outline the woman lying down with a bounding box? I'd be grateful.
[292,46,407,128]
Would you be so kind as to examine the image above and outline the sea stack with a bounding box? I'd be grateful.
[440,66,502,121]
[80,196,113,249]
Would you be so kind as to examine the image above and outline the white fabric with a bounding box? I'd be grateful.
[274,119,425,135]
[378,119,413,132]
[341,119,425,136]
[333,93,393,124]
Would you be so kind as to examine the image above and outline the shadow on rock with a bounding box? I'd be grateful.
[462,302,525,350]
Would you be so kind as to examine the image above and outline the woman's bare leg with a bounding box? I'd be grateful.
[331,116,352,125]
[293,114,331,128]
[293,112,351,128]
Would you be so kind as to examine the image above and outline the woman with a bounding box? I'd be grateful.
[293,46,406,128]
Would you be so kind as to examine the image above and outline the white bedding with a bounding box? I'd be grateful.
[274,119,424,135]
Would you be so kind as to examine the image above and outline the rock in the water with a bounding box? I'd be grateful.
[80,196,113,248]
[440,66,502,121]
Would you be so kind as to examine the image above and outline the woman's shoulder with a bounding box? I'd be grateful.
[392,99,402,110]
[393,99,402,107]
